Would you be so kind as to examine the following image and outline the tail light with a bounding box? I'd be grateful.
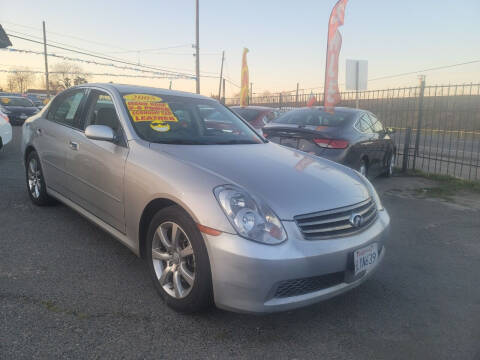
[313,138,349,149]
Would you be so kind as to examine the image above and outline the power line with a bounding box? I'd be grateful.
[3,47,195,79]
[6,33,196,78]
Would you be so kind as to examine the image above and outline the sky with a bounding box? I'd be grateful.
[0,0,479,97]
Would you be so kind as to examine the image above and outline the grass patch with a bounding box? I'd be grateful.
[406,170,480,199]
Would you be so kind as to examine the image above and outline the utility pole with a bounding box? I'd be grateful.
[222,78,226,104]
[169,80,172,90]
[195,0,200,94]
[42,21,50,99]
[218,50,225,100]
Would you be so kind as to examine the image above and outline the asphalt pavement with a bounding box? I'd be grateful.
[1,126,479,359]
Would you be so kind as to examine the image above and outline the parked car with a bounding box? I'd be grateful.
[0,95,39,126]
[230,106,279,129]
[262,107,396,178]
[0,107,12,150]
[26,94,45,109]
[21,84,390,314]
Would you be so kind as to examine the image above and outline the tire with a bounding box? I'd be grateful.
[146,205,213,313]
[25,151,56,206]
[384,153,395,177]
[358,158,368,177]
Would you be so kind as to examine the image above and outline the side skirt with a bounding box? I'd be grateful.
[47,187,140,257]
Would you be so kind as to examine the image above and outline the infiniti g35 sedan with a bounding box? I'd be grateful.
[22,84,390,313]
[262,107,396,178]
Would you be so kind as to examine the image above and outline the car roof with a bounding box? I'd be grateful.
[0,95,29,99]
[75,83,213,101]
[230,106,275,111]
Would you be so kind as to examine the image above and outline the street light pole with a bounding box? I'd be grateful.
[195,0,200,94]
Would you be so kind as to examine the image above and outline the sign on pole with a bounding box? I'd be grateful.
[346,59,368,91]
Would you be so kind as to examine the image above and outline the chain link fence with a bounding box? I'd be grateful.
[226,83,480,180]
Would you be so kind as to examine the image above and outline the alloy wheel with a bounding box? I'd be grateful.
[359,163,367,176]
[388,154,395,175]
[27,157,42,199]
[151,221,196,299]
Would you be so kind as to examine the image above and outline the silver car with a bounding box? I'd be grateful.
[21,84,390,314]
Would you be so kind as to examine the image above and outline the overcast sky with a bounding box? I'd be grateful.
[1,0,479,96]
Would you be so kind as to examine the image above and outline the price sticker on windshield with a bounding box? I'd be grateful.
[123,93,178,132]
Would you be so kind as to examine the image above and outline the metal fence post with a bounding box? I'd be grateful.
[402,127,412,172]
[412,76,426,170]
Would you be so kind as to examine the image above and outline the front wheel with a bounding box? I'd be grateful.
[146,205,213,313]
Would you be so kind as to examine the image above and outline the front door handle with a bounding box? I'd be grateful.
[69,141,79,151]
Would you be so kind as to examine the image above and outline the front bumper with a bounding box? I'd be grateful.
[203,209,390,314]
[0,123,12,148]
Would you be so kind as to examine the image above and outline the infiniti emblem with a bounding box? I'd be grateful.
[349,213,363,228]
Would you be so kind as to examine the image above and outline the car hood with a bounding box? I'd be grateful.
[150,142,370,220]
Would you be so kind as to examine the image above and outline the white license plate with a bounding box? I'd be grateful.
[20,114,28,119]
[354,243,378,276]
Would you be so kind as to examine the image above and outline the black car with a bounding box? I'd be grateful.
[262,106,396,178]
[0,96,39,125]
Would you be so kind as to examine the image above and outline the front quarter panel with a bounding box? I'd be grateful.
[124,140,236,254]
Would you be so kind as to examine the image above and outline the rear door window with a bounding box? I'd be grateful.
[47,90,87,129]
[356,114,374,133]
[369,114,384,133]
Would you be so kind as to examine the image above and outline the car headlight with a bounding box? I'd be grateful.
[214,185,287,245]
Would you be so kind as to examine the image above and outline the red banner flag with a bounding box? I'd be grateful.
[240,48,249,107]
[324,0,348,113]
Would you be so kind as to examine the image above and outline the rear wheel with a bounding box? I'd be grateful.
[26,151,55,206]
[146,205,213,313]
[358,159,368,177]
[385,153,395,177]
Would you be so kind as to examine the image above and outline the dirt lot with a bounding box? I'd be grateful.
[1,127,479,359]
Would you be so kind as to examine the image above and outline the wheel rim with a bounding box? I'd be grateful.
[359,163,367,176]
[389,155,395,175]
[152,221,195,299]
[27,157,42,199]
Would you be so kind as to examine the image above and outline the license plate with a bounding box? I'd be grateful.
[354,243,378,276]
[20,114,28,119]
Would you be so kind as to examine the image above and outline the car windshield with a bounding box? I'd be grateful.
[121,93,264,145]
[0,97,34,107]
[273,108,351,127]
[232,108,262,122]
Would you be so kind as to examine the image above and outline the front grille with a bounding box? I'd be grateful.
[274,272,345,298]
[295,198,377,240]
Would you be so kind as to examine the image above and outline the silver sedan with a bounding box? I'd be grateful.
[21,83,390,313]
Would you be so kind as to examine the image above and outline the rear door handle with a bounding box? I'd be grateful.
[36,128,42,135]
[69,141,79,151]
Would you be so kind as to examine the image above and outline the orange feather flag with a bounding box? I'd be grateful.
[240,48,249,107]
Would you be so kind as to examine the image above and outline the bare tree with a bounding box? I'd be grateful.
[6,69,36,93]
[50,62,89,90]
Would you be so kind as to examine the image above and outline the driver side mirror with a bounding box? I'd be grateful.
[85,125,115,142]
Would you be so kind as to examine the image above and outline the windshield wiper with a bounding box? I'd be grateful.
[155,139,208,145]
[215,139,260,145]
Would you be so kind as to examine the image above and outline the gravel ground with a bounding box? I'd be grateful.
[1,126,479,359]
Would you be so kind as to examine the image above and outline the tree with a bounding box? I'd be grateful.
[50,62,89,90]
[6,69,36,93]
